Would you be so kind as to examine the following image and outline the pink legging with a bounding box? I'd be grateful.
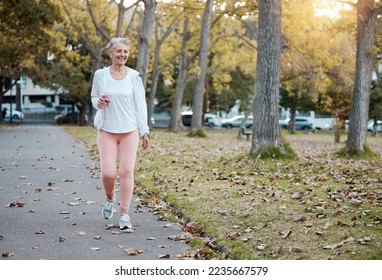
[97,129,139,214]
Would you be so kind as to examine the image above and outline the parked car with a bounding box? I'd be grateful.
[204,113,222,127]
[181,111,221,127]
[367,119,382,134]
[222,115,253,128]
[345,119,382,134]
[279,118,290,128]
[2,107,24,120]
[280,116,313,130]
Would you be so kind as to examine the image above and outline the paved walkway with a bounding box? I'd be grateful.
[0,125,191,260]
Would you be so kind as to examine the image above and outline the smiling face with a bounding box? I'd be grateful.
[110,42,129,66]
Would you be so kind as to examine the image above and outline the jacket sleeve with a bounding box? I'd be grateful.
[90,69,102,110]
[132,71,149,137]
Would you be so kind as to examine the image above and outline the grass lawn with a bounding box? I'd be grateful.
[65,125,382,260]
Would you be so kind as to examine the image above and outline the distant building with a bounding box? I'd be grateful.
[2,76,64,113]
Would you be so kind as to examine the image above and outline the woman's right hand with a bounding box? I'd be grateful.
[98,98,110,108]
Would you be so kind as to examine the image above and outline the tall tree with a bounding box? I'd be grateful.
[345,0,382,155]
[136,0,156,88]
[147,10,180,128]
[169,14,191,132]
[0,0,60,116]
[251,0,287,156]
[190,0,214,136]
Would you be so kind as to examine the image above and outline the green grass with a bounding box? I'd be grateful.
[64,126,382,260]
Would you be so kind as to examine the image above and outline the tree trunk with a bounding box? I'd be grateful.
[148,38,161,128]
[190,0,213,135]
[251,0,285,155]
[169,16,190,132]
[289,108,296,134]
[136,0,156,89]
[346,1,377,154]
[115,0,127,37]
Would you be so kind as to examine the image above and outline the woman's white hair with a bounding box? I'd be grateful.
[106,37,131,52]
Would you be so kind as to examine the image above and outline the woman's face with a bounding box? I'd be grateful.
[110,42,129,66]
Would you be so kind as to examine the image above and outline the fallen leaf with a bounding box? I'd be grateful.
[127,248,143,255]
[256,244,267,251]
[59,235,66,242]
[94,236,102,240]
[35,230,45,234]
[63,179,74,182]
[291,247,302,253]
[90,247,100,251]
[158,254,170,259]
[323,237,354,250]
[34,188,42,193]
[176,253,194,259]
[105,223,117,229]
[6,202,25,208]
[2,252,15,257]
[304,222,314,228]
[68,202,79,206]
[78,231,86,236]
[60,211,70,214]
[147,237,156,240]
[271,244,283,256]
[294,215,307,222]
[0,235,3,240]
[18,176,28,179]
[280,230,292,239]
[357,236,372,245]
[322,223,331,230]
[241,237,253,242]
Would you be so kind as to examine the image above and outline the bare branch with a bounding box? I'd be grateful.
[86,0,110,41]
[59,0,100,60]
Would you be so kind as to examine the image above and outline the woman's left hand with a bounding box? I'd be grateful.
[141,134,149,150]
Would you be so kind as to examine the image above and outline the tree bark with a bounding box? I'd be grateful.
[148,31,162,128]
[190,0,213,135]
[136,0,156,89]
[169,16,190,132]
[251,0,285,155]
[346,0,378,154]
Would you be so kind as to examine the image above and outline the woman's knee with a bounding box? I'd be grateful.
[119,167,133,179]
[102,169,117,181]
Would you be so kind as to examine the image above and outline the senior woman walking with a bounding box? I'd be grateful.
[91,37,149,230]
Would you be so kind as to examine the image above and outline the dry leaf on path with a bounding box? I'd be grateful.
[2,252,15,257]
[6,202,25,208]
[158,254,170,259]
[127,248,143,255]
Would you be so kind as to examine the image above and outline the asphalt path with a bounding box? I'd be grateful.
[0,125,191,260]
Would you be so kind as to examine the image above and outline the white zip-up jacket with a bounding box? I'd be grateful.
[91,66,149,137]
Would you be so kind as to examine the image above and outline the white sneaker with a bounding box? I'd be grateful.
[102,200,113,219]
[119,214,132,229]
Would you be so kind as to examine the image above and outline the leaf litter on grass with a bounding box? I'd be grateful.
[66,126,382,260]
